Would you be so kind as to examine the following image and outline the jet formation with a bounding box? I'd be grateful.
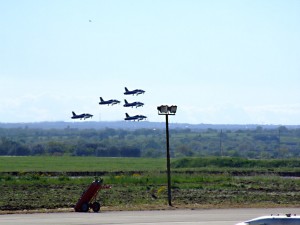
[71,87,146,121]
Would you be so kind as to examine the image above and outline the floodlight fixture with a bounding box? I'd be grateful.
[157,105,177,115]
[169,105,177,114]
[157,105,168,114]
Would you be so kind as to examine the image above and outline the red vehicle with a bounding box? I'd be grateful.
[75,179,111,212]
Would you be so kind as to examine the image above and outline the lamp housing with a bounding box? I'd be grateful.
[157,105,177,115]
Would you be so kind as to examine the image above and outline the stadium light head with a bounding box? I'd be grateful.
[157,105,177,115]
[169,105,177,114]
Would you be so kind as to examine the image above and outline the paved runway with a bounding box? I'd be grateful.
[1,208,299,225]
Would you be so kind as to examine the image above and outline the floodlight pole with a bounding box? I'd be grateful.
[157,105,177,207]
[165,113,172,206]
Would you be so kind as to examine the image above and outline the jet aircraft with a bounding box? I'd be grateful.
[123,99,144,108]
[124,113,147,121]
[124,87,145,96]
[99,97,120,106]
[236,214,300,225]
[84,113,93,119]
[71,111,93,120]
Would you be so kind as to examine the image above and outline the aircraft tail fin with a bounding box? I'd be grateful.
[124,99,128,104]
[125,87,129,92]
[100,97,104,102]
[72,111,76,116]
[125,113,129,118]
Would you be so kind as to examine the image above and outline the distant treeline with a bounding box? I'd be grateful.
[0,126,299,158]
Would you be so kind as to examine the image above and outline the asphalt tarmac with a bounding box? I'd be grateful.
[1,208,299,225]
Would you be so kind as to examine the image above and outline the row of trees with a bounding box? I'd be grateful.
[0,126,299,158]
[0,137,141,157]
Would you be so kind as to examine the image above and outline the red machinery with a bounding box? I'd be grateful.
[74,179,111,212]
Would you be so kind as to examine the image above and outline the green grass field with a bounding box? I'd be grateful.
[1,156,300,212]
[0,156,166,172]
[2,156,300,173]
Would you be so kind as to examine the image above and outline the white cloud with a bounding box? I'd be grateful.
[244,104,300,125]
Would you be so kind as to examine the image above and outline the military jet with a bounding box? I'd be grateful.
[84,113,93,119]
[236,214,300,225]
[124,87,145,96]
[71,111,93,120]
[124,113,147,121]
[99,97,120,106]
[123,99,144,108]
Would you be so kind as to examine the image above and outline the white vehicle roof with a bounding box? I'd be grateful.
[236,214,300,225]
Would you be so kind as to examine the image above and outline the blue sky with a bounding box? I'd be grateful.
[0,0,299,124]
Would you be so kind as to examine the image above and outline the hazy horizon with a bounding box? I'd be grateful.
[1,120,299,127]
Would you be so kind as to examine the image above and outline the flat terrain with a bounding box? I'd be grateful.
[1,157,300,211]
[0,157,166,172]
[1,208,300,225]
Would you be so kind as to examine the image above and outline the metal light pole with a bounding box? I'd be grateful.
[165,113,171,206]
[157,105,177,207]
